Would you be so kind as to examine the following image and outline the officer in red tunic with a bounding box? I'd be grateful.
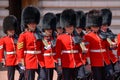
[84,9,114,80]
[41,12,56,80]
[55,9,86,80]
[0,15,25,80]
[17,6,46,80]
[100,8,119,75]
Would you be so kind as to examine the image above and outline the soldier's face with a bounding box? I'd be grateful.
[65,26,74,34]
[91,26,99,33]
[101,24,108,32]
[85,27,91,33]
[27,23,37,32]
[75,27,82,34]
[7,30,15,36]
[44,29,52,36]
[56,27,63,34]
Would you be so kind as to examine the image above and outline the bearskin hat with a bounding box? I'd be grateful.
[21,6,40,27]
[60,9,76,28]
[101,8,112,26]
[76,10,86,29]
[86,9,102,27]
[56,13,61,28]
[3,15,17,34]
[42,12,56,30]
[85,12,90,28]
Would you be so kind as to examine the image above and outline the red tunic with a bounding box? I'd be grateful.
[84,32,111,67]
[17,31,45,69]
[55,33,84,68]
[43,36,56,68]
[0,36,17,66]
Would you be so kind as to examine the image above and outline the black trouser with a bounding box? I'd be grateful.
[38,67,46,80]
[25,67,46,80]
[25,69,36,80]
[55,63,62,80]
[75,65,86,80]
[112,61,120,73]
[112,61,120,79]
[62,68,76,80]
[7,65,25,80]
[104,64,114,80]
[91,64,114,80]
[45,68,54,80]
[92,67,105,80]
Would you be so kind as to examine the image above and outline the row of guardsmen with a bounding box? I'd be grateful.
[0,5,120,80]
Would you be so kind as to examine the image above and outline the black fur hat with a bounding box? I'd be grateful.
[3,15,17,34]
[42,12,56,30]
[85,12,90,28]
[60,9,76,28]
[22,6,40,27]
[86,9,102,27]
[101,8,112,26]
[76,10,86,29]
[56,13,61,28]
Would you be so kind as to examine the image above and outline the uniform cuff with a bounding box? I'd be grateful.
[87,57,91,64]
[58,58,61,66]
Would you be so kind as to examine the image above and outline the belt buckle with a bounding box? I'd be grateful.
[70,50,74,53]
[101,50,104,52]
[34,51,36,54]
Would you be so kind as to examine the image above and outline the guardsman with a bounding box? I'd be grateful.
[0,15,25,80]
[42,12,56,80]
[75,10,86,38]
[100,8,119,77]
[55,9,86,80]
[74,10,88,80]
[55,13,63,80]
[84,9,114,80]
[17,6,46,80]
